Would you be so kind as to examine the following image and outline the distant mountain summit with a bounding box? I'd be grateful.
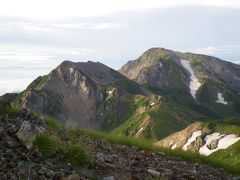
[12,61,149,129]
[120,48,240,118]
[2,48,240,139]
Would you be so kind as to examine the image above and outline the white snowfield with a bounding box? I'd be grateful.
[182,131,202,151]
[106,90,113,95]
[199,133,225,156]
[69,68,75,84]
[200,134,240,156]
[171,143,177,150]
[179,131,240,156]
[216,92,228,105]
[181,60,201,99]
[136,127,144,136]
[169,140,174,146]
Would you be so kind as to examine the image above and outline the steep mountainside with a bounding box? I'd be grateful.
[2,60,209,139]
[120,48,240,118]
[12,61,150,129]
[1,62,200,139]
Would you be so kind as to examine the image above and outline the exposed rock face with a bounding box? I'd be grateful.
[120,48,240,118]
[207,139,219,150]
[155,122,240,156]
[13,61,149,129]
[120,48,189,93]
[155,122,206,150]
[187,136,205,152]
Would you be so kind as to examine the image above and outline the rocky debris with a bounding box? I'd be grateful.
[0,110,77,180]
[88,140,234,180]
[147,169,160,177]
[103,176,115,180]
[0,111,237,180]
[95,153,106,164]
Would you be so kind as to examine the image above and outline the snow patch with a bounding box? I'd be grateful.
[159,62,163,68]
[150,102,155,106]
[69,68,74,75]
[199,133,224,156]
[169,140,174,146]
[218,134,240,149]
[216,92,228,105]
[135,127,144,137]
[182,131,202,151]
[181,60,201,99]
[199,133,240,156]
[107,90,113,95]
[138,127,144,133]
[171,143,177,150]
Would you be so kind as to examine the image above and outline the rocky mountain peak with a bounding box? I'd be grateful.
[119,47,240,118]
[11,60,150,129]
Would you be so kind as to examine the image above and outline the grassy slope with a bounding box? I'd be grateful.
[112,95,207,140]
[202,121,240,135]
[197,79,240,118]
[210,141,240,168]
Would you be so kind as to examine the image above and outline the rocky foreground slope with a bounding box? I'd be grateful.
[0,110,237,180]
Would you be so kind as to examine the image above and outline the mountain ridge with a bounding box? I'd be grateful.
[119,48,240,118]
[1,47,240,140]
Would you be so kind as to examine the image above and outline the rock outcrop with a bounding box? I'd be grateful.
[16,120,44,149]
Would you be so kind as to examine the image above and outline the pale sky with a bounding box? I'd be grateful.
[0,0,240,95]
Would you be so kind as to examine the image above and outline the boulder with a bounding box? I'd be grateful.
[103,176,115,180]
[147,169,160,177]
[16,121,44,149]
[207,139,219,150]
